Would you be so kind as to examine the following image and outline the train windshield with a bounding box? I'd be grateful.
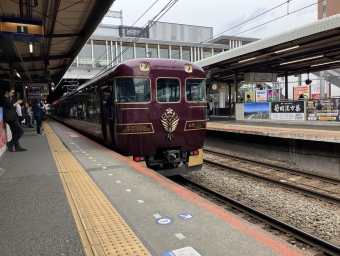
[157,78,180,103]
[114,78,150,103]
[186,79,206,102]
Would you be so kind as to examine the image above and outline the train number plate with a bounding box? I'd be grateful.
[184,120,206,131]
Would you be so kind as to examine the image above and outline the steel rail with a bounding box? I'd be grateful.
[203,159,340,205]
[204,148,340,185]
[179,176,340,256]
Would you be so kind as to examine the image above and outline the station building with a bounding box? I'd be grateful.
[62,21,257,81]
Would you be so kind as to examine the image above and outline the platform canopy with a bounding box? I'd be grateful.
[0,0,115,88]
[196,14,340,84]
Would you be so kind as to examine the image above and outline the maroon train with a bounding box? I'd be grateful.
[50,58,207,176]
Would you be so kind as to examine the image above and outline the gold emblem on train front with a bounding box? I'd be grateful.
[161,108,179,140]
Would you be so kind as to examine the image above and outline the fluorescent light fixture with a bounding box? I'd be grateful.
[280,55,323,65]
[311,60,340,67]
[239,57,256,63]
[13,69,21,78]
[29,42,33,53]
[275,46,299,54]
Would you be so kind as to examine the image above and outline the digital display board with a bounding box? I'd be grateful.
[26,83,49,96]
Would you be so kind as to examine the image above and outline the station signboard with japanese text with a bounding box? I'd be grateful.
[244,72,278,82]
[271,101,305,121]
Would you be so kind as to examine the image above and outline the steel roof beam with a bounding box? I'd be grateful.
[44,33,81,38]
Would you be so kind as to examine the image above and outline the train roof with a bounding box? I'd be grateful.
[57,58,205,102]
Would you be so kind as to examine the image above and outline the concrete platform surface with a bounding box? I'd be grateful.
[0,120,309,256]
[207,119,340,143]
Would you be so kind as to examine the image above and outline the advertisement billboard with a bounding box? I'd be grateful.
[267,89,280,102]
[307,99,340,121]
[255,90,267,102]
[311,84,328,99]
[293,85,309,99]
[311,85,320,99]
[244,102,269,119]
[271,101,305,121]
[244,91,255,102]
[0,108,6,156]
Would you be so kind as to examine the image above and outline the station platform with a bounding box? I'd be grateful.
[207,118,340,143]
[0,120,308,256]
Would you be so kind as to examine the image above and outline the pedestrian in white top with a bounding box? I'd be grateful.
[15,102,24,126]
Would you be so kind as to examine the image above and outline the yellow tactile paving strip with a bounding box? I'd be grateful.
[44,122,151,256]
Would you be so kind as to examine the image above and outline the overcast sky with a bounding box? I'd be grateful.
[103,0,318,40]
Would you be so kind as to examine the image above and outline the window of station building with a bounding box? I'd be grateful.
[147,44,158,58]
[78,40,92,67]
[114,78,150,103]
[213,48,223,56]
[93,40,107,67]
[71,57,77,67]
[108,42,116,67]
[160,45,169,59]
[171,46,180,59]
[182,47,191,61]
[186,79,206,102]
[135,44,146,58]
[117,43,122,63]
[203,48,212,59]
[157,78,180,103]
[122,43,134,61]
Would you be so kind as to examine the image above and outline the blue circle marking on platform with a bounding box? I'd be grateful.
[156,217,173,225]
[178,213,194,220]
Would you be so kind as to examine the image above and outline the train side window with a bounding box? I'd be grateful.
[114,77,150,103]
[185,79,206,102]
[156,78,180,103]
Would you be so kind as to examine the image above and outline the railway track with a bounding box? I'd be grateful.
[173,175,340,256]
[203,148,340,205]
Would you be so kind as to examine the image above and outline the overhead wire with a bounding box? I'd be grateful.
[73,0,160,81]
[81,0,178,83]
[176,0,323,60]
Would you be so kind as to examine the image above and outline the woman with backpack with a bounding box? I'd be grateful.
[32,102,44,135]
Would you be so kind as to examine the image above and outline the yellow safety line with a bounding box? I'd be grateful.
[44,122,151,256]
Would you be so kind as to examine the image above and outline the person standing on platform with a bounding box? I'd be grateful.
[15,101,24,126]
[32,102,44,135]
[0,86,27,152]
[206,99,210,120]
[337,101,340,111]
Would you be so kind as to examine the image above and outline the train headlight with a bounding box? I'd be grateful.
[139,62,150,71]
[184,64,193,73]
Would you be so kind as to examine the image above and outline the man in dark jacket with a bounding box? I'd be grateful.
[0,85,27,152]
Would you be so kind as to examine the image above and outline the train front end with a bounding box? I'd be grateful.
[113,58,206,176]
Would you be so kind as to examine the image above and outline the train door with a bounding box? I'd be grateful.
[100,82,115,145]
